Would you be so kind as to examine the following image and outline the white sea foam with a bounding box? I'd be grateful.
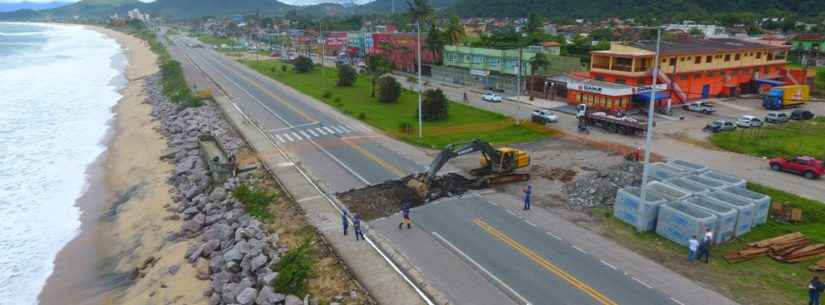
[0,23,125,305]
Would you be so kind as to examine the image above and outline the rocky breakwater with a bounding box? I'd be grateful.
[147,74,302,305]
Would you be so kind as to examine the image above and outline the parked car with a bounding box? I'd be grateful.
[790,109,815,121]
[481,92,503,103]
[683,101,716,114]
[736,115,763,128]
[764,112,790,124]
[769,156,825,179]
[531,109,558,123]
[703,120,737,133]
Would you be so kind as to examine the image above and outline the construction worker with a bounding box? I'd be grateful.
[341,210,349,236]
[809,276,823,305]
[688,235,699,262]
[697,230,712,263]
[353,213,364,241]
[523,185,532,210]
[398,201,412,230]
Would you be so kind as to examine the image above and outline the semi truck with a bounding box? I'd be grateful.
[762,85,810,110]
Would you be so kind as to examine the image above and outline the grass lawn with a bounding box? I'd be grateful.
[593,183,825,305]
[709,118,825,160]
[195,33,241,49]
[242,59,555,148]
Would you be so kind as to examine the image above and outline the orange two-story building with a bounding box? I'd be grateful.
[576,39,791,110]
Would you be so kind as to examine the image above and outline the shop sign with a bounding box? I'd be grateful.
[470,69,490,76]
[579,84,603,93]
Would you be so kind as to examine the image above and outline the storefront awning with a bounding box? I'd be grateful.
[633,91,670,102]
[754,79,785,86]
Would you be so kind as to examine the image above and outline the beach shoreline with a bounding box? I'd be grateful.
[37,26,208,305]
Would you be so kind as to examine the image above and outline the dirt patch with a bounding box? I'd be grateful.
[537,166,577,182]
[337,173,480,220]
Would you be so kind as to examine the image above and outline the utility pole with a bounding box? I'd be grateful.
[639,27,662,217]
[417,21,423,139]
[320,20,325,79]
[516,48,523,125]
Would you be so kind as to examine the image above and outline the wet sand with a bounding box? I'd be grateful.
[38,26,207,305]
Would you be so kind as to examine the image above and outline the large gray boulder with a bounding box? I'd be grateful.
[236,287,258,305]
[256,287,285,305]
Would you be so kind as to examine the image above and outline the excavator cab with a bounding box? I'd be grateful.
[478,147,530,174]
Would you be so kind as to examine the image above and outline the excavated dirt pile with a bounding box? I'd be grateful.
[563,161,643,209]
[337,173,480,220]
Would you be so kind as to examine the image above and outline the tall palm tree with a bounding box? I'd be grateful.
[406,0,433,138]
[426,24,446,65]
[444,15,465,46]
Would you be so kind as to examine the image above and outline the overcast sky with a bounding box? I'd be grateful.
[0,0,374,4]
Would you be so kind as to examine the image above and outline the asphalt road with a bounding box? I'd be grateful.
[415,196,679,305]
[167,36,689,305]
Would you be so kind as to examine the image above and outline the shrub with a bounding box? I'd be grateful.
[272,238,315,296]
[333,97,341,104]
[232,184,277,220]
[358,112,367,120]
[281,64,288,72]
[377,76,402,103]
[336,64,357,87]
[293,56,314,73]
[322,91,332,99]
[421,88,450,121]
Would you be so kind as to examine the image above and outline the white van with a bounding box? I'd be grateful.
[736,115,763,128]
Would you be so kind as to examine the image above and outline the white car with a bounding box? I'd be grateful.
[481,92,503,103]
[531,109,558,123]
[736,115,763,128]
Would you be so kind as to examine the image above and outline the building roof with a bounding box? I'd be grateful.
[793,33,825,42]
[623,38,788,56]
[543,41,561,47]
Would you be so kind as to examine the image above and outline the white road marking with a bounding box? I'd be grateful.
[524,220,537,227]
[600,260,617,270]
[323,126,336,134]
[338,125,351,133]
[432,232,533,305]
[506,210,517,216]
[546,232,562,240]
[632,277,653,289]
[291,132,302,141]
[297,195,321,203]
[572,245,587,254]
[308,129,319,137]
[331,126,345,133]
[276,162,294,167]
[275,134,285,143]
[269,121,320,132]
[340,135,382,141]
[315,127,328,135]
[670,297,686,305]
[282,133,294,142]
[299,130,311,138]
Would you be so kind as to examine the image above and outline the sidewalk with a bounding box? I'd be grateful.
[211,94,429,305]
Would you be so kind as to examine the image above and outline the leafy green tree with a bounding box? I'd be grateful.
[525,13,544,44]
[689,27,704,35]
[529,52,550,76]
[365,54,392,97]
[590,28,614,42]
[444,15,466,45]
[293,56,314,73]
[336,64,357,87]
[421,89,449,121]
[377,76,402,103]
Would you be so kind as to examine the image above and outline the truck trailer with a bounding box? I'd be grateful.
[762,85,810,110]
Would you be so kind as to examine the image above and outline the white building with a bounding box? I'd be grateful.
[664,23,729,39]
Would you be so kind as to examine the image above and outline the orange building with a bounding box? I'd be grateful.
[585,39,792,107]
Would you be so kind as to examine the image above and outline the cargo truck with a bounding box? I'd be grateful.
[762,85,810,110]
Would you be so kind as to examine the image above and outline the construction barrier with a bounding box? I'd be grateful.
[708,190,756,237]
[684,196,737,244]
[668,160,710,174]
[701,171,746,188]
[650,162,694,181]
[645,181,692,202]
[614,187,668,232]
[656,202,718,247]
[683,175,729,192]
[664,177,712,196]
[725,187,771,225]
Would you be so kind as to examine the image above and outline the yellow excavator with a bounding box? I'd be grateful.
[406,138,531,200]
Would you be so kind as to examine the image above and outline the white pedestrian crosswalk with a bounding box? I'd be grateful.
[270,123,370,144]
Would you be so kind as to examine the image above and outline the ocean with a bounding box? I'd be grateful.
[0,23,125,305]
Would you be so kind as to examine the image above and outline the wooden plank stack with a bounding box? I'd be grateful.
[724,232,825,263]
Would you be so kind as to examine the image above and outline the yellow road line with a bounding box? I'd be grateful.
[473,218,618,305]
[210,55,407,178]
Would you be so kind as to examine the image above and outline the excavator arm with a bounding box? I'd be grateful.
[407,139,503,200]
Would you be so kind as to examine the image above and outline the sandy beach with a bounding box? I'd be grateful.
[38,26,207,305]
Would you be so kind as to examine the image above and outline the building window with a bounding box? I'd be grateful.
[756,52,762,59]
[464,55,471,63]
[669,57,676,65]
[695,56,702,64]
[706,55,712,63]
[487,57,499,66]
[767,53,774,61]
[447,53,457,62]
[724,54,731,62]
[662,58,667,63]
[735,53,741,61]
[472,56,482,64]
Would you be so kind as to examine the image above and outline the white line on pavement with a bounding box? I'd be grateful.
[670,297,686,305]
[299,130,311,139]
[506,210,517,216]
[600,260,617,270]
[524,220,537,227]
[315,127,328,135]
[338,125,351,133]
[275,134,284,143]
[546,232,562,240]
[572,245,587,254]
[323,126,336,134]
[632,277,653,289]
[432,232,532,305]
[308,129,319,137]
[291,132,302,141]
[269,121,320,132]
[296,195,321,203]
[282,133,294,142]
[331,126,345,133]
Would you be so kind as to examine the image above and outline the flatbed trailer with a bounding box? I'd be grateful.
[580,113,647,136]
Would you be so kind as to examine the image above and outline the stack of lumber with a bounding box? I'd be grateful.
[725,232,825,263]
[809,258,825,272]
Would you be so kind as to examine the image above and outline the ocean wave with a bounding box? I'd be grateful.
[0,31,41,37]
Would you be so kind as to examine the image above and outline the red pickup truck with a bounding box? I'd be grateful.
[769,156,825,179]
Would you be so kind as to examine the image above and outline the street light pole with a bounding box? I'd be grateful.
[516,48,523,125]
[639,27,662,213]
[417,21,423,139]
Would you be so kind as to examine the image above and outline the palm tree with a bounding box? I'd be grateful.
[365,54,391,97]
[444,15,465,46]
[426,24,446,65]
[406,0,433,138]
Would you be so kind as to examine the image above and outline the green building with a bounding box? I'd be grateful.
[791,34,825,52]
[443,46,535,75]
